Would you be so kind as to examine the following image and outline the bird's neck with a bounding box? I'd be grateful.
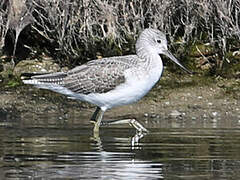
[140,51,163,75]
[136,42,163,74]
[143,54,163,87]
[137,46,156,59]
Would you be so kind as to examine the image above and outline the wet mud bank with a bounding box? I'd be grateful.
[0,74,240,127]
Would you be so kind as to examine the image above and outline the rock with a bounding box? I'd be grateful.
[165,101,170,105]
[170,110,182,117]
[192,116,197,120]
[212,112,218,116]
[150,114,157,118]
[13,59,61,77]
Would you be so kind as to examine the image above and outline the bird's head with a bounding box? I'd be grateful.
[136,28,193,74]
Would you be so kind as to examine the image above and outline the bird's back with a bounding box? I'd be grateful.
[23,55,142,96]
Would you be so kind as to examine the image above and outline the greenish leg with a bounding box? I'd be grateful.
[93,109,105,134]
[90,107,149,135]
[90,107,101,122]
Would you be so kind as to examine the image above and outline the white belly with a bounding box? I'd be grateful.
[86,79,153,110]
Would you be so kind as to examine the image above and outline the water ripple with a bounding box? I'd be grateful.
[1,116,240,179]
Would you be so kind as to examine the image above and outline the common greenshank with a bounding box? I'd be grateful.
[23,28,192,134]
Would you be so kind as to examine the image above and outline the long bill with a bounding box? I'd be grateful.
[162,50,193,74]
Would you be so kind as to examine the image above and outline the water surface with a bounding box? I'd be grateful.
[0,112,240,179]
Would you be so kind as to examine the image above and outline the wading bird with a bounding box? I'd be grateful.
[23,28,192,134]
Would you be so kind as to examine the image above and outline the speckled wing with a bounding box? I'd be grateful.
[63,56,138,94]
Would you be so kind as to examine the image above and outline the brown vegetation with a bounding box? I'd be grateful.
[0,0,239,72]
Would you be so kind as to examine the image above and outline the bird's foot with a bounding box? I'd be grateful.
[131,131,146,148]
[90,120,100,133]
[101,119,149,133]
[129,119,149,133]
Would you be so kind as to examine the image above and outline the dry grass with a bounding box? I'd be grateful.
[0,0,8,50]
[0,0,239,65]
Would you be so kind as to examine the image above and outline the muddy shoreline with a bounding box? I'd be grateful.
[1,73,240,127]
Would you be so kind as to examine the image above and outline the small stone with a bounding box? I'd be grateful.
[165,101,170,105]
[212,112,218,116]
[192,117,197,120]
[170,110,181,117]
[144,113,149,117]
[150,114,157,118]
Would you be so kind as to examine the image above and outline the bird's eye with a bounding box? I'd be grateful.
[157,39,162,44]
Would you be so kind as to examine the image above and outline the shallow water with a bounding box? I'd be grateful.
[1,112,240,180]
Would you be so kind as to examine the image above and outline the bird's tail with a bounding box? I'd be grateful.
[21,72,67,86]
[21,72,77,98]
